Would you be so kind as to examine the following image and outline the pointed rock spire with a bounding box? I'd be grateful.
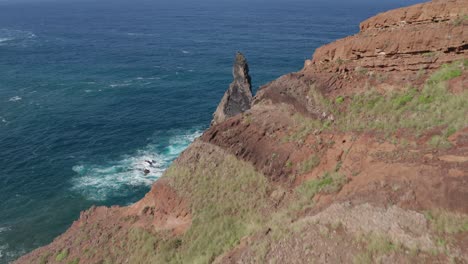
[211,52,253,126]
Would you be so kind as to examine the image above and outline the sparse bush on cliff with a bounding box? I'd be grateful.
[428,135,452,149]
[55,248,69,262]
[295,172,347,210]
[283,113,322,143]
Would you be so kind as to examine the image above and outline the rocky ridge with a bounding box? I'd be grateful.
[15,1,468,263]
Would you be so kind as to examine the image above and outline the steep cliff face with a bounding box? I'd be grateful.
[211,52,253,126]
[16,1,468,263]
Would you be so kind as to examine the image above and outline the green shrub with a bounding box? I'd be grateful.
[55,249,69,262]
[392,88,416,108]
[296,172,347,201]
[428,135,452,149]
[336,96,345,104]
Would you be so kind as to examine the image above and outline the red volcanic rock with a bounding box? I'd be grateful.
[310,0,467,70]
[360,0,467,31]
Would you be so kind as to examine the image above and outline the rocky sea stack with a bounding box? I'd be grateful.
[211,52,253,126]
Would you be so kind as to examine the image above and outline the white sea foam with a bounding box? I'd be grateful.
[71,129,202,201]
[126,32,158,37]
[135,77,160,81]
[8,96,22,102]
[0,29,36,46]
[0,38,12,43]
[0,227,10,259]
[181,50,190,54]
[109,83,131,88]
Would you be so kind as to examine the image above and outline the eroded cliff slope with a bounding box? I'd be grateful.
[16,0,468,263]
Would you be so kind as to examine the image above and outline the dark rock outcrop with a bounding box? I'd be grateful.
[211,52,253,125]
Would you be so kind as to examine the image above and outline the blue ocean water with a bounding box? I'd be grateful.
[0,0,424,262]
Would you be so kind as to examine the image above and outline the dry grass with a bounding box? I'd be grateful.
[353,233,402,264]
[424,210,468,234]
[298,155,320,174]
[163,148,270,263]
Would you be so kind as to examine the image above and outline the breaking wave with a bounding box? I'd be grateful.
[8,96,22,102]
[70,129,202,201]
[0,29,36,46]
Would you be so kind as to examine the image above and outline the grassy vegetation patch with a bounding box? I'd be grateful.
[39,252,52,264]
[295,172,348,211]
[336,96,345,104]
[55,248,69,262]
[66,258,80,264]
[341,76,467,135]
[354,233,402,264]
[298,155,320,174]
[428,62,462,84]
[283,113,323,143]
[288,60,467,144]
[428,135,452,149]
[164,149,270,263]
[424,210,468,234]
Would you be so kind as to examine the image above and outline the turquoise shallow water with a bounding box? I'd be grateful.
[0,0,423,262]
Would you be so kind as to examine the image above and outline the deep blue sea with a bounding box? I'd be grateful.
[0,0,424,262]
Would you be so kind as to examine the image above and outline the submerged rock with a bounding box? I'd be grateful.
[211,52,253,126]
